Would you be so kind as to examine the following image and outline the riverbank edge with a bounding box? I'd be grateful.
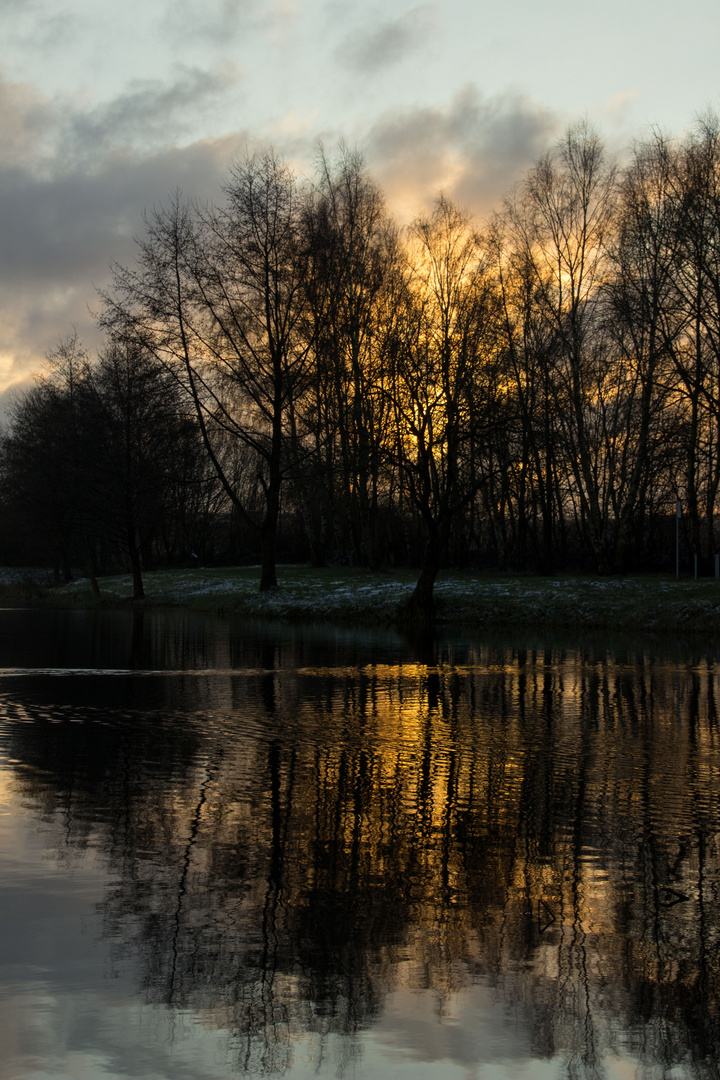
[4,565,720,637]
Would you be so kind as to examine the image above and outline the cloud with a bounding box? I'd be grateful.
[159,0,296,49]
[363,84,560,223]
[0,67,556,403]
[0,60,244,175]
[161,0,253,46]
[0,141,249,286]
[335,6,435,72]
[64,65,243,161]
[0,75,55,170]
[0,0,80,52]
[0,138,248,402]
[600,91,643,152]
[0,70,255,396]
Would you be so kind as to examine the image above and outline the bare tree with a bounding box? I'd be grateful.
[389,196,502,623]
[1,336,92,584]
[604,132,684,567]
[86,340,191,599]
[488,215,565,571]
[103,152,312,591]
[507,123,621,571]
[663,115,720,560]
[300,145,400,568]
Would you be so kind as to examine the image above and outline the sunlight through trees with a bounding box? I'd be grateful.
[4,116,720,612]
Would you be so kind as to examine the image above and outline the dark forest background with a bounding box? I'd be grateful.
[3,116,720,602]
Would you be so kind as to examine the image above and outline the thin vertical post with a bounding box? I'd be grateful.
[715,553,719,580]
[676,500,681,580]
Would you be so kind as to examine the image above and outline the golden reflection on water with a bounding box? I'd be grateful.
[2,638,720,1076]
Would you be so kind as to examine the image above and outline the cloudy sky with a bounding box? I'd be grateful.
[1,0,718,402]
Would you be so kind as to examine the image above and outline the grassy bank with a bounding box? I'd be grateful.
[8,564,720,636]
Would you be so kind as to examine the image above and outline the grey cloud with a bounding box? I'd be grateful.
[335,6,435,73]
[159,0,299,48]
[363,84,559,221]
[64,65,242,161]
[0,141,245,284]
[0,1,82,60]
[0,57,324,392]
[0,75,55,169]
[0,131,250,390]
[0,69,556,398]
[161,0,254,47]
[31,10,81,51]
[0,63,243,174]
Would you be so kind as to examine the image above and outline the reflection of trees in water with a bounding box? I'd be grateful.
[3,640,720,1076]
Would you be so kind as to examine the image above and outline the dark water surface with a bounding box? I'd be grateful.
[1,607,719,1079]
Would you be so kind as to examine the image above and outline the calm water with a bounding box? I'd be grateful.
[1,607,719,1080]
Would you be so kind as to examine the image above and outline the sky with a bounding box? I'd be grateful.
[1,0,718,405]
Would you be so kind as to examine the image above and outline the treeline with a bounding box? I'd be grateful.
[2,115,720,609]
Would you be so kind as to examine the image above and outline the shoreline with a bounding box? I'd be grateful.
[4,565,720,638]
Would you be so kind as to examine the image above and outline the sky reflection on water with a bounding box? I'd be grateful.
[1,608,719,1079]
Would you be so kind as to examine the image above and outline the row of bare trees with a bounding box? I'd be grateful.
[0,337,223,596]
[3,115,720,608]
[489,115,720,577]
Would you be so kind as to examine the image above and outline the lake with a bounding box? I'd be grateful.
[0,606,718,1080]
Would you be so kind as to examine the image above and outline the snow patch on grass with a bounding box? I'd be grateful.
[25,565,720,636]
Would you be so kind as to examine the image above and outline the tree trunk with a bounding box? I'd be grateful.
[259,485,280,591]
[84,534,101,599]
[260,528,278,591]
[398,528,446,630]
[128,533,144,601]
